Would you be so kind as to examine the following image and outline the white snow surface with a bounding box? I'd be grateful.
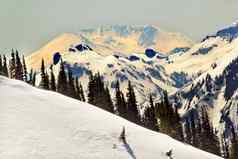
[0,76,222,159]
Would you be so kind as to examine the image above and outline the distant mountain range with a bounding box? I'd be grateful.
[26,25,193,69]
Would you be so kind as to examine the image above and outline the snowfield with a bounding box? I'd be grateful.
[0,76,222,159]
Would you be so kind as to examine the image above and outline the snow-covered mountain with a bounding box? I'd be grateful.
[165,22,238,139]
[0,76,222,159]
[27,25,193,69]
[33,49,188,106]
[80,25,193,53]
[203,21,238,42]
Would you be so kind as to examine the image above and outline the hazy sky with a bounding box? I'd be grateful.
[0,0,238,55]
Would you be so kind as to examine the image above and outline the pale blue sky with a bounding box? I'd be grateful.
[0,0,238,55]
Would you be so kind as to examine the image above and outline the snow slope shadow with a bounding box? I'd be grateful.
[123,141,137,159]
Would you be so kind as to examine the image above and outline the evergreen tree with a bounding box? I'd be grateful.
[32,71,36,86]
[143,94,159,131]
[87,72,114,112]
[184,118,193,144]
[115,80,127,118]
[39,59,49,89]
[75,77,82,100]
[200,109,220,156]
[49,65,56,91]
[155,91,183,141]
[79,83,85,102]
[28,68,36,86]
[45,71,49,89]
[9,49,16,79]
[28,69,33,84]
[87,71,95,104]
[0,55,3,75]
[222,136,230,159]
[230,134,238,159]
[15,50,23,81]
[104,86,114,113]
[57,60,67,94]
[126,81,140,124]
[2,55,8,77]
[67,66,76,98]
[22,55,28,82]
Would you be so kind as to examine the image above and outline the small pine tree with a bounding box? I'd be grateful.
[87,72,114,112]
[15,50,23,81]
[0,55,3,75]
[2,55,8,77]
[230,134,238,159]
[32,71,36,86]
[57,60,67,94]
[29,69,33,84]
[200,109,220,156]
[39,59,49,90]
[75,77,82,100]
[155,91,183,141]
[22,55,28,82]
[79,83,85,102]
[45,71,49,90]
[126,81,140,124]
[143,94,159,131]
[104,86,114,113]
[49,65,56,91]
[87,71,96,104]
[67,66,76,98]
[9,49,16,79]
[115,80,127,118]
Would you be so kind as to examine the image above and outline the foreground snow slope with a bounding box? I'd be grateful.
[0,77,222,159]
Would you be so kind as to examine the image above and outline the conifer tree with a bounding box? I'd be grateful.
[22,55,28,82]
[49,65,56,91]
[104,86,114,113]
[155,91,183,141]
[87,71,95,104]
[67,67,76,98]
[29,69,33,84]
[75,77,82,100]
[0,55,3,75]
[184,118,192,144]
[32,71,36,86]
[57,60,67,94]
[28,68,36,86]
[222,136,230,159]
[230,134,238,159]
[39,59,49,89]
[3,55,8,77]
[115,80,127,118]
[200,109,220,156]
[143,94,159,131]
[15,50,23,81]
[87,72,114,112]
[79,83,85,102]
[9,49,16,79]
[45,71,49,90]
[126,81,140,123]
